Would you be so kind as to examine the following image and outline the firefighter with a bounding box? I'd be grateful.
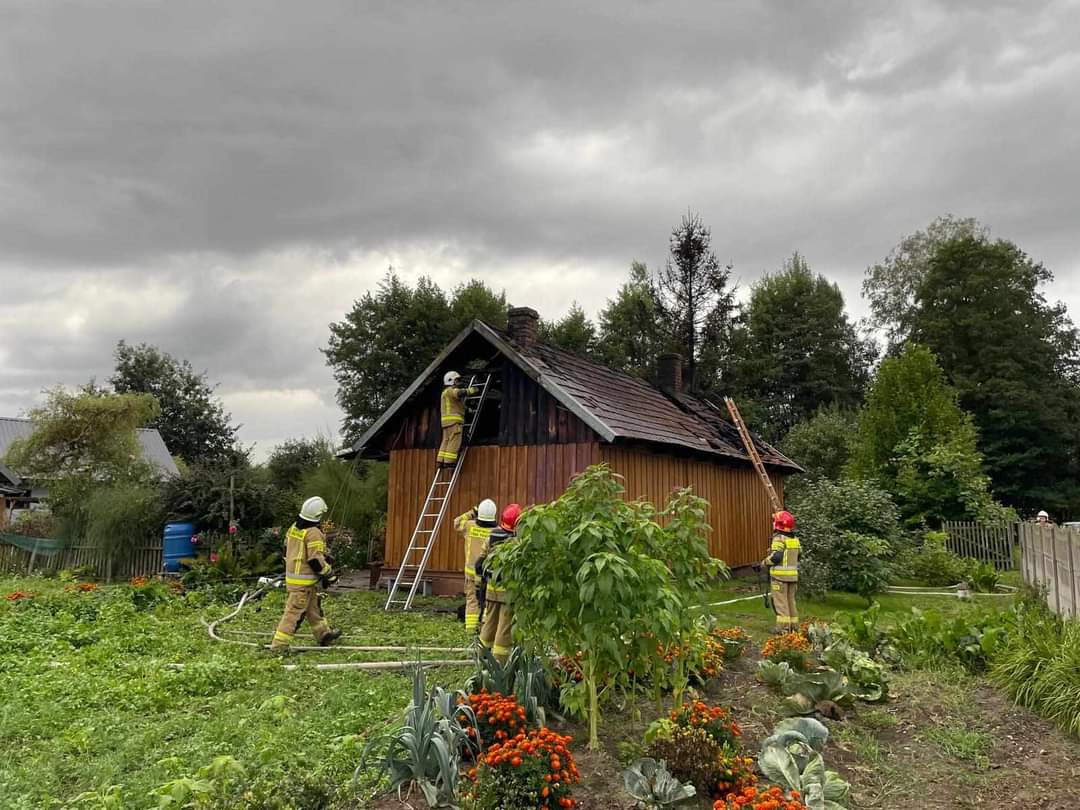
[1036,510,1055,527]
[270,496,342,651]
[454,498,497,634]
[437,371,479,469]
[477,503,522,663]
[764,510,800,633]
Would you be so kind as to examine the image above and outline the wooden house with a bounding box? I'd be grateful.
[347,307,802,595]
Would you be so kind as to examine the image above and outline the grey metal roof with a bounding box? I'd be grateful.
[0,417,179,477]
[347,320,802,472]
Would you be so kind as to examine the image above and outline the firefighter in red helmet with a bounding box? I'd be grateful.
[764,510,800,633]
[477,503,522,663]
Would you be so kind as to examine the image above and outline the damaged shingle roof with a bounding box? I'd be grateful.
[349,320,801,472]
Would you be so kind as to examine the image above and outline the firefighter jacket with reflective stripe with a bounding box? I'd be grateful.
[454,510,493,576]
[283,524,330,589]
[441,385,477,427]
[483,526,516,604]
[768,531,800,582]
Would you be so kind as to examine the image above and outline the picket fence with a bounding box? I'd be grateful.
[941,520,1017,570]
[0,540,164,581]
[1019,523,1080,619]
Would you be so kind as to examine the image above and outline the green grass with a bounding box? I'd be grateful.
[924,726,992,765]
[0,576,469,809]
[703,575,1012,638]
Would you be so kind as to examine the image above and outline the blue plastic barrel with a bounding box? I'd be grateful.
[163,521,195,572]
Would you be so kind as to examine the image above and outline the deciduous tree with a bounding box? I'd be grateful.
[110,341,237,464]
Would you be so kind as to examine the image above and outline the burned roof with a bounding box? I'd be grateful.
[348,320,801,472]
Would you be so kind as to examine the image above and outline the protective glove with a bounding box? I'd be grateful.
[474,555,487,579]
[323,570,340,587]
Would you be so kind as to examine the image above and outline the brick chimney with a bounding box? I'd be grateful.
[507,306,539,349]
[658,352,684,393]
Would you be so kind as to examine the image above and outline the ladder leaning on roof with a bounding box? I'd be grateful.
[384,373,494,611]
[722,397,783,514]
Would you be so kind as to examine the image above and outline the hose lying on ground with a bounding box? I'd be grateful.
[201,580,472,665]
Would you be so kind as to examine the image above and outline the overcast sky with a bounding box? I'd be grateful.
[2,1,1079,460]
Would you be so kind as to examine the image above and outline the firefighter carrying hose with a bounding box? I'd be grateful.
[270,496,343,651]
[454,498,497,634]
[476,503,522,663]
[764,510,800,633]
[437,371,479,469]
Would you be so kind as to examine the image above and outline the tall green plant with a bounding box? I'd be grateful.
[493,465,721,749]
[85,481,165,578]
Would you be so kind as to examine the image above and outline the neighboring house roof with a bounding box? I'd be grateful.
[349,320,801,472]
[0,417,180,478]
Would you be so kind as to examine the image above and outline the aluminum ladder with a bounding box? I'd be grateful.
[722,396,783,513]
[385,373,493,610]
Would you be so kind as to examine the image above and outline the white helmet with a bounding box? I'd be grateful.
[444,371,461,386]
[1038,510,1049,519]
[477,498,497,522]
[300,496,328,522]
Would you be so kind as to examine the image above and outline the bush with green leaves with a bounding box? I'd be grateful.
[888,607,1012,672]
[903,531,969,586]
[787,478,900,600]
[85,480,166,577]
[494,465,723,749]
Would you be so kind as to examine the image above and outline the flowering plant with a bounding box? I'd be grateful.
[63,582,99,593]
[4,591,33,601]
[761,632,812,671]
[713,752,757,798]
[714,785,807,810]
[459,691,530,751]
[670,701,741,750]
[468,727,578,809]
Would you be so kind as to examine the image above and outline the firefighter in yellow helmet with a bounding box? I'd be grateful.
[270,496,342,651]
[437,371,479,469]
[764,510,800,633]
[454,498,497,633]
[477,503,522,663]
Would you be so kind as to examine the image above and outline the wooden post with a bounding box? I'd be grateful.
[26,538,39,576]
[1065,528,1078,619]
[1050,527,1061,616]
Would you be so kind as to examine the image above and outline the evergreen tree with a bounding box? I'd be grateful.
[539,303,598,356]
[730,253,875,437]
[596,261,667,380]
[656,212,736,392]
[110,341,237,464]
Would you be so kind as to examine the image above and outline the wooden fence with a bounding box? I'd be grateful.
[0,540,164,581]
[942,521,1017,569]
[1019,523,1080,618]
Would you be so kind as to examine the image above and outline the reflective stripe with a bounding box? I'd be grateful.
[771,568,798,581]
[441,415,464,426]
[465,612,479,631]
[775,615,798,623]
[286,575,318,586]
[437,450,458,461]
[464,565,477,576]
[492,643,511,656]
[308,540,326,552]
[273,630,293,642]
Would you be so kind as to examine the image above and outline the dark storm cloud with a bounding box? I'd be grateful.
[1,0,1078,453]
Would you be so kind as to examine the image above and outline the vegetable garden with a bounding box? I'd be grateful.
[4,468,1080,808]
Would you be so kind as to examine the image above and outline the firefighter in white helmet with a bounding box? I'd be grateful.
[454,498,497,634]
[270,496,342,650]
[437,371,478,469]
[1036,510,1054,527]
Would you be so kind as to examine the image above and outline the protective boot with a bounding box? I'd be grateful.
[319,628,343,647]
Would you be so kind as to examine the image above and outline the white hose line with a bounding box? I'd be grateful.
[168,660,472,672]
[696,594,768,609]
[215,628,470,652]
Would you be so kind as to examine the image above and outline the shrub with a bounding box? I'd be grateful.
[905,531,969,586]
[711,627,751,662]
[85,481,165,576]
[468,727,579,809]
[786,478,899,599]
[8,510,58,539]
[761,633,812,671]
[646,728,723,797]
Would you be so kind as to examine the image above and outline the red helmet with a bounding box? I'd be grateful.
[773,510,795,532]
[501,503,522,531]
